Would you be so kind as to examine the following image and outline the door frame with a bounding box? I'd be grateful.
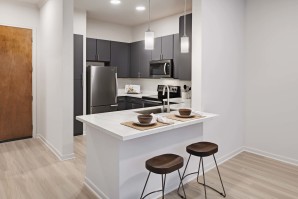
[0,23,37,138]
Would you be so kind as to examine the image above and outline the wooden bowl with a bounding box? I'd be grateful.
[179,109,192,116]
[138,114,153,124]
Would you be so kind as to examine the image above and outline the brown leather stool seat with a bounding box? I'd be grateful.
[146,154,184,174]
[186,142,218,157]
[140,154,186,199]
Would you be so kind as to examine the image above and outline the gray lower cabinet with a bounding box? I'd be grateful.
[86,38,111,62]
[117,97,126,111]
[152,35,174,61]
[130,41,151,78]
[74,34,84,136]
[111,41,130,78]
[117,97,159,111]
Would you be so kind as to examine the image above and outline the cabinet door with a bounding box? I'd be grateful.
[173,34,180,79]
[151,37,162,61]
[97,39,111,62]
[74,34,83,80]
[111,41,130,78]
[74,79,83,136]
[162,35,174,60]
[139,40,151,78]
[86,38,97,61]
[130,42,140,78]
[178,14,192,80]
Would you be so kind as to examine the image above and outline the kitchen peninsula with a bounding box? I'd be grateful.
[77,105,217,199]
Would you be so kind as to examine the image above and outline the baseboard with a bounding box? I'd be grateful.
[84,177,108,199]
[244,147,298,167]
[37,134,75,161]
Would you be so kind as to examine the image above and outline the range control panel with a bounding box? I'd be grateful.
[157,85,181,99]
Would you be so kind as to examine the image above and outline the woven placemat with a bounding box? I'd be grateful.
[166,114,206,122]
[121,121,169,131]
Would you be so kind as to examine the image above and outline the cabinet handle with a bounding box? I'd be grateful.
[97,53,100,61]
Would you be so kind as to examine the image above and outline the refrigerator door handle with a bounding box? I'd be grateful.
[115,72,118,98]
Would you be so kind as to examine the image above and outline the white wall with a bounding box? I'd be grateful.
[38,0,74,160]
[87,18,132,42]
[200,0,245,161]
[131,13,183,42]
[0,1,39,138]
[245,0,298,164]
[74,9,87,117]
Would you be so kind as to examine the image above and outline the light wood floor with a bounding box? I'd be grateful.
[0,136,297,199]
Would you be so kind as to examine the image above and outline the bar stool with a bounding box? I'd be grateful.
[140,154,187,199]
[178,142,226,199]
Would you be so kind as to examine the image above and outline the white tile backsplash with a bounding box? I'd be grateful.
[117,78,191,93]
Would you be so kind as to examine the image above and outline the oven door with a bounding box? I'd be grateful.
[150,60,172,78]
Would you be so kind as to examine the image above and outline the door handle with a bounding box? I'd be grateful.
[164,63,167,75]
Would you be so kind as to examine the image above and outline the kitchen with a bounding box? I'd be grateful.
[0,0,298,199]
[73,0,193,136]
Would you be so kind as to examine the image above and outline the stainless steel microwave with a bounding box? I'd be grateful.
[149,59,173,78]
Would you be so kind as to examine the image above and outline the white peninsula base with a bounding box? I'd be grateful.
[77,109,216,199]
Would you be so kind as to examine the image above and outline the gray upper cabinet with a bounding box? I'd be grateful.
[130,41,151,78]
[140,40,151,78]
[86,38,97,61]
[174,13,192,80]
[111,41,130,78]
[74,34,84,80]
[97,39,111,62]
[162,35,174,60]
[152,37,162,61]
[151,35,173,61]
[130,41,140,78]
[86,38,111,62]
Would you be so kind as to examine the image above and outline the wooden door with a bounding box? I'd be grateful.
[0,25,32,142]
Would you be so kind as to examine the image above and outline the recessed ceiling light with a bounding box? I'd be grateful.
[136,6,146,11]
[110,0,121,5]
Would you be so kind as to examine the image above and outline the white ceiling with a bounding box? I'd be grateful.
[9,0,192,27]
[74,0,192,27]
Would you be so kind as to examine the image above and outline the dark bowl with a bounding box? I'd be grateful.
[179,109,192,116]
[138,114,153,124]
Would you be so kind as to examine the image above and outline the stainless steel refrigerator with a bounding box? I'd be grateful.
[86,65,118,114]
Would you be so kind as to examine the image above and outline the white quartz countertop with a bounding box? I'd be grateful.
[76,104,217,141]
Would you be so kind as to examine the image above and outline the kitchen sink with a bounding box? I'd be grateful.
[135,108,176,115]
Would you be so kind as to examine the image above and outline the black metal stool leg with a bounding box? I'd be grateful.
[178,170,187,199]
[202,158,207,199]
[178,154,191,193]
[161,174,167,199]
[197,157,202,183]
[213,154,226,197]
[140,172,151,199]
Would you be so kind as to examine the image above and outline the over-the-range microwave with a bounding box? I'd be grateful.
[149,59,173,78]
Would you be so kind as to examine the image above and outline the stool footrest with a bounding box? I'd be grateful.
[197,182,226,197]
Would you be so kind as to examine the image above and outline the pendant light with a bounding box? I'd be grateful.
[181,0,189,53]
[145,0,154,50]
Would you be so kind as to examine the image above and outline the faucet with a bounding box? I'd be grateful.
[162,85,170,113]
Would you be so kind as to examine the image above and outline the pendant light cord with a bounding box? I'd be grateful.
[148,0,151,31]
[184,0,187,36]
